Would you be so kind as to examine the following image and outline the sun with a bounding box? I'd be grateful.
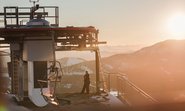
[167,13,185,39]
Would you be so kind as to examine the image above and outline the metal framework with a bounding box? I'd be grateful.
[0,6,59,28]
[0,27,104,50]
[0,5,106,100]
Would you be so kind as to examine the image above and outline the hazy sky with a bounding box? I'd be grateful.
[1,0,185,46]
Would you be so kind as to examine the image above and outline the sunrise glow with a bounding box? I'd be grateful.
[167,13,185,39]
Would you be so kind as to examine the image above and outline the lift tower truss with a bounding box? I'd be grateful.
[0,5,106,101]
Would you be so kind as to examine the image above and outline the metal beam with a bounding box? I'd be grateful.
[0,12,48,16]
[95,49,100,94]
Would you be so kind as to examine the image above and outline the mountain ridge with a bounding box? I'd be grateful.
[102,39,185,102]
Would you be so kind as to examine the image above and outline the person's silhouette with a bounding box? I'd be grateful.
[81,71,90,94]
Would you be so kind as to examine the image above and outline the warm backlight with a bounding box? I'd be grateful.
[167,13,185,39]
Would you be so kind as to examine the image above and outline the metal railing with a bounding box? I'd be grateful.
[102,72,158,106]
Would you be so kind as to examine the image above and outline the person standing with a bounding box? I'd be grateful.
[81,71,90,94]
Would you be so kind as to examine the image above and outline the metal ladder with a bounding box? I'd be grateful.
[11,51,19,94]
[11,50,24,100]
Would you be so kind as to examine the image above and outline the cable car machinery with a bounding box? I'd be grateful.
[0,0,106,106]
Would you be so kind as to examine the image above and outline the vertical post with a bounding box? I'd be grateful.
[108,74,110,92]
[10,50,14,94]
[51,30,58,96]
[55,7,59,27]
[16,7,19,27]
[95,49,100,94]
[4,7,7,27]
[51,31,56,67]
[43,8,45,19]
[117,76,120,96]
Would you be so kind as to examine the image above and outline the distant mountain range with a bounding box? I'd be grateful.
[55,44,144,60]
[102,39,185,103]
[57,57,94,75]
[99,45,145,58]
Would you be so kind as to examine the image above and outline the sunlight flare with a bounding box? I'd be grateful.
[167,13,185,39]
